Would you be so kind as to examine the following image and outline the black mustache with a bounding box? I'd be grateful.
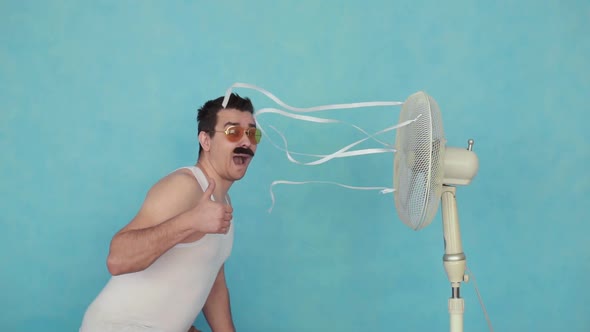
[234,147,254,157]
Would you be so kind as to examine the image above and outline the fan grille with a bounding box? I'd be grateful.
[394,91,446,230]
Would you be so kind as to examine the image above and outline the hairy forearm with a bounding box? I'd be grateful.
[203,274,235,332]
[107,213,195,275]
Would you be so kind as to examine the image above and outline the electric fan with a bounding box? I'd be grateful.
[393,91,479,332]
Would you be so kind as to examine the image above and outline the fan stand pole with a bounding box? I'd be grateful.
[441,185,467,332]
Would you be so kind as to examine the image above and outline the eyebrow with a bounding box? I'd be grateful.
[223,121,256,128]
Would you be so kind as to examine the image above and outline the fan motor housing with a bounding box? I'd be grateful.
[442,147,479,186]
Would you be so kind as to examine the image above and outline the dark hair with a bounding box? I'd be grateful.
[196,93,255,156]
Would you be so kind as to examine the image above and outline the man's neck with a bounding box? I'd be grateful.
[195,160,232,201]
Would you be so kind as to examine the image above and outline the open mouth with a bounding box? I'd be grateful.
[233,154,251,166]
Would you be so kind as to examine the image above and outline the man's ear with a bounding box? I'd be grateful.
[198,131,211,152]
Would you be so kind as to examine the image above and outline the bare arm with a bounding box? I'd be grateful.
[202,265,236,332]
[106,170,231,275]
[107,213,197,275]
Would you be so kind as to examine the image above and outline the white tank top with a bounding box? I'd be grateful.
[80,166,234,332]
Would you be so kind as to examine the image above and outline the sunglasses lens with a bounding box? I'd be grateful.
[250,128,262,144]
[223,126,261,144]
[225,127,243,142]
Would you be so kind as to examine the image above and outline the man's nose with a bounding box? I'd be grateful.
[238,131,252,147]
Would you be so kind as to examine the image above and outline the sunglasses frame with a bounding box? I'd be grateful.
[211,125,262,144]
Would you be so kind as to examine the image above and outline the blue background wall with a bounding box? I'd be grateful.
[1,1,588,331]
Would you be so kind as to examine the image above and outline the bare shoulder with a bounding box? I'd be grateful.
[148,168,203,198]
[122,168,205,231]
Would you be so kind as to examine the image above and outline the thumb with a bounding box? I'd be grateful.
[202,177,215,200]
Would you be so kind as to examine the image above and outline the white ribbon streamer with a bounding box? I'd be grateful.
[223,82,403,112]
[256,107,392,147]
[220,82,415,212]
[265,115,420,166]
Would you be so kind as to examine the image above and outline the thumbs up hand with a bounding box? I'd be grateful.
[192,178,233,234]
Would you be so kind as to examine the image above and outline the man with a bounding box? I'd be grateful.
[80,93,261,332]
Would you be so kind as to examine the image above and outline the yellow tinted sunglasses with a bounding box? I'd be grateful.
[213,126,262,144]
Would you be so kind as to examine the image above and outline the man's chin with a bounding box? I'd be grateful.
[229,168,249,181]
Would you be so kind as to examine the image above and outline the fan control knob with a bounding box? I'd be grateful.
[467,139,474,151]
